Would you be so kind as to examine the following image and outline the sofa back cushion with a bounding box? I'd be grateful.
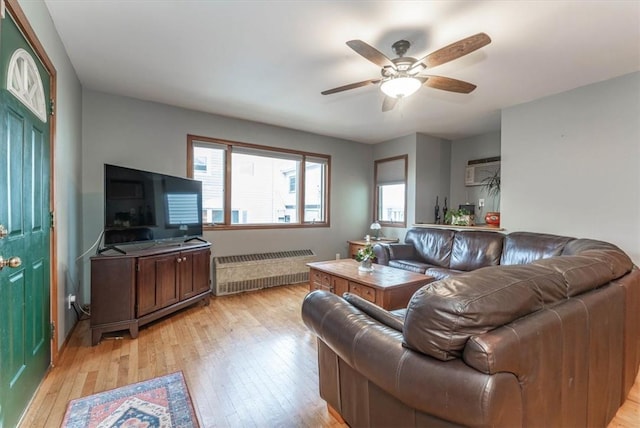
[562,238,633,279]
[405,228,455,267]
[532,255,620,297]
[500,232,573,265]
[403,264,567,361]
[450,231,504,271]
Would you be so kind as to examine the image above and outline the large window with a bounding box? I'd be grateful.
[374,155,407,227]
[188,135,330,229]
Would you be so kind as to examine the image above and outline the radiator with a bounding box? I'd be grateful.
[212,249,316,296]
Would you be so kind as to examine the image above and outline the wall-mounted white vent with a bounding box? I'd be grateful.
[213,249,315,296]
[465,156,501,186]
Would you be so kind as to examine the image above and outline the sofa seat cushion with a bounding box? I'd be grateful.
[389,259,434,274]
[403,264,567,361]
[425,267,464,280]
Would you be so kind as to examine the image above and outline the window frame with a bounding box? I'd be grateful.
[373,155,408,228]
[187,134,331,230]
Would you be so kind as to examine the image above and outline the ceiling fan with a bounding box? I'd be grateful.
[321,33,491,112]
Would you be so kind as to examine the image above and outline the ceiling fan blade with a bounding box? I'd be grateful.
[346,40,395,68]
[382,96,398,112]
[423,75,477,93]
[412,32,491,71]
[321,79,380,95]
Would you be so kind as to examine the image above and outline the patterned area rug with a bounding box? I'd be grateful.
[61,371,199,428]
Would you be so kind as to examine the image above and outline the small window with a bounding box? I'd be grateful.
[304,157,327,223]
[374,155,407,227]
[191,142,226,225]
[194,155,208,172]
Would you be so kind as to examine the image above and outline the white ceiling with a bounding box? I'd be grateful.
[44,0,640,144]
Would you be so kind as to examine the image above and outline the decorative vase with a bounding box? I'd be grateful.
[358,259,374,272]
[485,212,500,227]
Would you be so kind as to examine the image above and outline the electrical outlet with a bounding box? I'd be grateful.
[478,198,485,208]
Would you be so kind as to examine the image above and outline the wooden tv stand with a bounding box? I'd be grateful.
[90,241,211,345]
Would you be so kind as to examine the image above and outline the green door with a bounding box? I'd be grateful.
[0,9,51,428]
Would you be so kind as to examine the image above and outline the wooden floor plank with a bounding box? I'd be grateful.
[18,283,640,427]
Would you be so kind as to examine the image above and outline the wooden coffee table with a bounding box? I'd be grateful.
[307,259,434,310]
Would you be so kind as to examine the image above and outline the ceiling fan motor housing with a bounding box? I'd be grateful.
[391,40,411,57]
[392,57,420,73]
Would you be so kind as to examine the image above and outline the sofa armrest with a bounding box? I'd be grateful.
[373,243,391,265]
[301,290,521,427]
[387,243,418,260]
[343,292,404,331]
[463,283,625,427]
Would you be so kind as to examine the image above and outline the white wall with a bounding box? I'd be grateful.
[81,90,372,299]
[18,0,84,347]
[502,72,640,264]
[450,131,501,219]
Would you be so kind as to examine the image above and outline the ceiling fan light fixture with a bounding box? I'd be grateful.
[380,76,421,99]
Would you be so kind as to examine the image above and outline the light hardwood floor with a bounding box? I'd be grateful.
[20,284,640,427]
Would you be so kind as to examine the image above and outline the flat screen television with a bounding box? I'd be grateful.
[103,164,203,248]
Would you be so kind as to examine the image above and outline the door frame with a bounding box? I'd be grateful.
[5,0,59,363]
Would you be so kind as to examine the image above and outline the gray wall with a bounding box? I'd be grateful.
[371,133,451,240]
[19,0,640,347]
[372,134,416,241]
[81,90,372,299]
[416,134,451,224]
[19,0,84,348]
[502,71,640,263]
[450,131,501,220]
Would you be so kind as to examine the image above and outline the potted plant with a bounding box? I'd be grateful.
[444,208,473,226]
[355,243,375,272]
[481,168,501,226]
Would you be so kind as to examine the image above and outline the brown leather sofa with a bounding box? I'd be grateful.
[372,228,578,279]
[302,229,640,427]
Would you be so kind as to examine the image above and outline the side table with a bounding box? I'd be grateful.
[348,238,399,260]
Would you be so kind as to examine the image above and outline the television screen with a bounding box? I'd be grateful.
[103,164,203,246]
